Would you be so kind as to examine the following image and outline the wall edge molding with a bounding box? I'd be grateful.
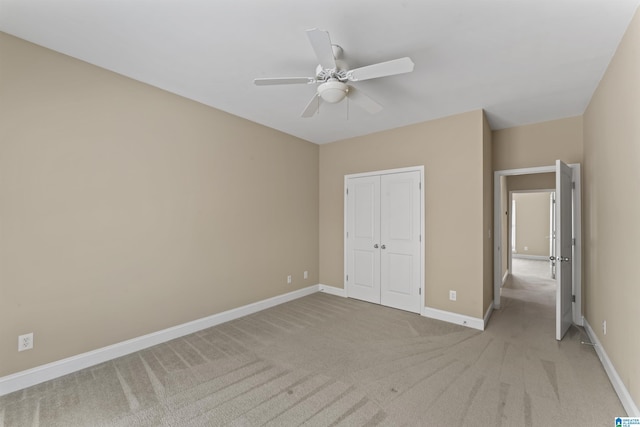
[422,306,485,331]
[0,284,320,397]
[483,301,494,329]
[584,318,639,416]
[318,284,347,297]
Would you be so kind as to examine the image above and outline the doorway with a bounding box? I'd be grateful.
[510,190,555,279]
[493,163,583,337]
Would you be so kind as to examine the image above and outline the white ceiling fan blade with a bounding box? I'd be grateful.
[301,93,320,118]
[306,28,336,70]
[347,57,414,82]
[254,77,316,86]
[347,86,383,114]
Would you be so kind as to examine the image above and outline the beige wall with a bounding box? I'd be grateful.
[507,173,555,192]
[493,116,583,171]
[0,33,319,377]
[583,8,640,408]
[512,192,552,257]
[319,110,490,319]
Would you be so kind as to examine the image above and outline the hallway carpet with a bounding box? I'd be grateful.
[0,271,624,425]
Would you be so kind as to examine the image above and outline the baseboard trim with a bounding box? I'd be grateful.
[422,306,485,331]
[483,301,494,329]
[502,270,509,286]
[318,284,347,297]
[0,284,320,397]
[584,318,639,416]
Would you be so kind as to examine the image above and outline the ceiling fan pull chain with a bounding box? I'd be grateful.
[346,96,350,120]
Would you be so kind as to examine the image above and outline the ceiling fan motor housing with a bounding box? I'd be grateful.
[315,59,348,82]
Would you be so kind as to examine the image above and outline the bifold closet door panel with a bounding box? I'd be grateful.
[346,175,381,304]
[380,171,421,313]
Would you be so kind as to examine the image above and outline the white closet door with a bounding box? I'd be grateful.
[346,170,422,313]
[380,171,421,313]
[346,175,381,304]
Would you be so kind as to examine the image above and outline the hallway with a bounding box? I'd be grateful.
[503,258,556,308]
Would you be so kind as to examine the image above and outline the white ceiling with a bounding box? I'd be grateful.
[1,0,639,144]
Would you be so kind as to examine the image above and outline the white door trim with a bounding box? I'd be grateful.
[344,166,425,313]
[493,164,582,325]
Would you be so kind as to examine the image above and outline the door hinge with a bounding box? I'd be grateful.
[572,295,576,303]
[419,234,422,242]
[346,188,349,195]
[346,274,349,282]
[572,182,576,189]
[346,231,349,238]
[419,182,422,190]
[572,237,576,246]
[418,288,421,295]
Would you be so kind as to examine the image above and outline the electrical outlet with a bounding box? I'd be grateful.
[304,271,308,280]
[18,333,33,351]
[449,290,457,301]
[287,275,292,284]
[603,320,607,335]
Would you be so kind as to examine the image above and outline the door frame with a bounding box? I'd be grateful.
[344,165,425,314]
[493,164,582,325]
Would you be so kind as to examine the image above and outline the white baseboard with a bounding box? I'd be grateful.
[0,284,320,397]
[422,306,485,331]
[483,301,494,329]
[502,270,509,287]
[318,284,347,297]
[584,318,639,416]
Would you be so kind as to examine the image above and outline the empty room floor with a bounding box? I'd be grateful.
[0,275,624,426]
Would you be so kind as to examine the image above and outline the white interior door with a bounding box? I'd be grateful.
[550,192,557,279]
[346,175,381,304]
[380,171,421,313]
[555,160,573,340]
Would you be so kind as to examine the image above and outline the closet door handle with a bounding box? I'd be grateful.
[381,244,386,249]
[373,244,379,249]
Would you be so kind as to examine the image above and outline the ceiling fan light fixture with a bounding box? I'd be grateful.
[318,79,348,103]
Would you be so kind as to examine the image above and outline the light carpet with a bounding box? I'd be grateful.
[0,264,624,425]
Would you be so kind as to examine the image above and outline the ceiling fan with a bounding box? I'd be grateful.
[254,28,415,117]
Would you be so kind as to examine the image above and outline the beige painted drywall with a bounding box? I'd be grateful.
[583,8,640,409]
[0,33,319,377]
[319,110,490,319]
[507,173,555,192]
[492,116,583,171]
[512,192,552,257]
